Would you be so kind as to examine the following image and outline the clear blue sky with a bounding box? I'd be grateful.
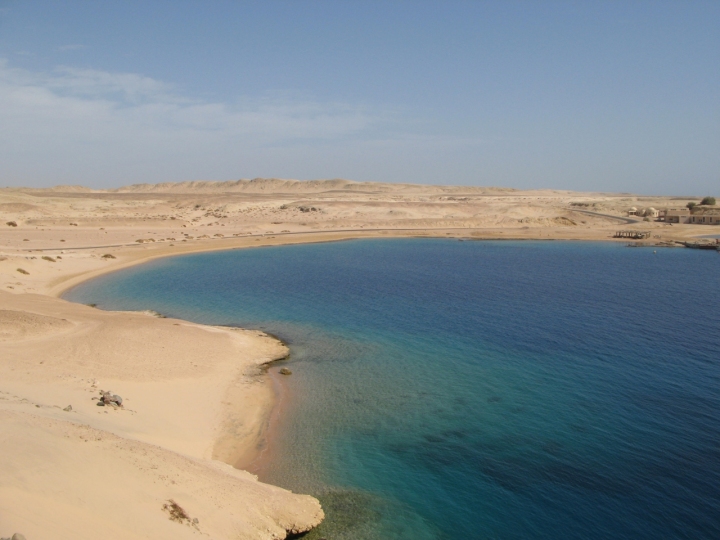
[0,1,718,194]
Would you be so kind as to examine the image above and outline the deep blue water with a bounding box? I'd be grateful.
[64,240,720,539]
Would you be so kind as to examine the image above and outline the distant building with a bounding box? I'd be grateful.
[663,206,719,225]
[643,207,659,218]
[664,209,690,223]
[689,215,717,224]
[630,207,658,218]
[689,206,720,225]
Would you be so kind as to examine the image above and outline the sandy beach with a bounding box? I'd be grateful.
[0,179,715,539]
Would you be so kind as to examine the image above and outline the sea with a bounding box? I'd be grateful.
[64,239,720,539]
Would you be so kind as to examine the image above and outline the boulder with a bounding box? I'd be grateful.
[99,391,123,407]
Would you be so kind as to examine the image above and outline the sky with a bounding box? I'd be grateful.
[0,1,718,194]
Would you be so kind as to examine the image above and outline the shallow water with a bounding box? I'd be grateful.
[65,240,720,539]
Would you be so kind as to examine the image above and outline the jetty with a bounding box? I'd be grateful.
[681,240,720,250]
[614,230,651,239]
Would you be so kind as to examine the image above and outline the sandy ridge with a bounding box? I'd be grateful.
[0,288,323,539]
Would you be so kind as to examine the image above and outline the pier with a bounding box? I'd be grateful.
[614,230,651,239]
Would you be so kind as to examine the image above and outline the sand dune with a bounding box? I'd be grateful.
[0,310,73,342]
[1,411,322,540]
[0,290,322,539]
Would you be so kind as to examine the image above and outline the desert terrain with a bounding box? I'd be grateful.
[0,179,715,539]
[1,178,710,296]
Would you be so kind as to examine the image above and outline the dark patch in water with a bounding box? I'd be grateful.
[442,429,468,440]
[391,436,636,497]
[421,430,470,446]
[301,489,439,540]
[541,441,563,455]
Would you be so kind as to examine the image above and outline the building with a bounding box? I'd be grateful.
[689,206,720,225]
[663,206,720,225]
[643,207,659,218]
[664,209,690,223]
[630,207,658,218]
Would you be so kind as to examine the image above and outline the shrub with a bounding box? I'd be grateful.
[687,202,697,209]
[42,256,56,262]
[101,253,116,259]
[700,196,716,205]
[6,221,17,227]
[17,268,29,275]
[162,499,193,524]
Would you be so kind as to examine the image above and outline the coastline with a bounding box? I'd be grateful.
[0,289,325,539]
[4,230,700,471]
[45,232,623,482]
[47,232,469,471]
[240,364,295,478]
[45,232,629,476]
[0,228,509,539]
[48,227,636,299]
[0,236,343,538]
[2,180,716,538]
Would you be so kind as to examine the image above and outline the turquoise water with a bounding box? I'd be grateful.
[65,240,720,539]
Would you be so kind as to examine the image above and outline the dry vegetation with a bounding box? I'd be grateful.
[162,499,197,527]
